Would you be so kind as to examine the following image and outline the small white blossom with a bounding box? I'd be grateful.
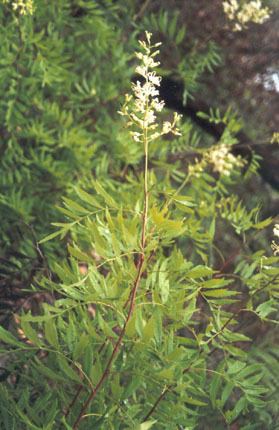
[271,224,279,255]
[223,0,238,20]
[130,132,142,142]
[135,65,148,77]
[162,122,172,135]
[274,224,279,238]
[148,73,161,87]
[153,98,165,112]
[145,31,152,44]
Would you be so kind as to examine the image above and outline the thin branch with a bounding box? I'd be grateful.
[143,308,247,420]
[133,0,151,21]
[64,385,83,419]
[143,386,170,421]
[72,256,145,428]
[63,341,107,419]
[252,274,279,296]
[72,124,150,429]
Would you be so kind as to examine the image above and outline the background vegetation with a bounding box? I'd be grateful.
[0,1,278,429]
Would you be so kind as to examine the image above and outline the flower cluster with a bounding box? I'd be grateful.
[188,157,207,178]
[271,132,279,144]
[207,144,245,176]
[223,0,270,31]
[188,144,245,178]
[119,31,181,143]
[1,0,34,15]
[271,224,279,255]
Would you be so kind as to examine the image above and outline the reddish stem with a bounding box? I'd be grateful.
[72,254,145,429]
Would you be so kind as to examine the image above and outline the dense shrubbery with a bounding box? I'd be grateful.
[0,0,135,305]
[0,0,221,316]
[0,1,278,429]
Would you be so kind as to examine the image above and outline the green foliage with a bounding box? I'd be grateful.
[142,8,221,103]
[0,2,278,430]
[248,344,279,428]
[0,1,224,295]
[0,0,135,292]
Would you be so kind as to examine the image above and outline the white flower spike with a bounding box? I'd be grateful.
[119,31,181,143]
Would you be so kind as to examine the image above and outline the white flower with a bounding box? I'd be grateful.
[143,110,156,127]
[162,122,172,134]
[130,132,142,142]
[273,224,279,238]
[135,65,148,77]
[145,31,152,44]
[148,73,161,87]
[271,224,279,255]
[153,98,165,112]
[223,0,239,19]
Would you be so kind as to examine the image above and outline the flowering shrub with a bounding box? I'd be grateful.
[0,31,278,430]
[1,0,34,15]
[223,0,270,30]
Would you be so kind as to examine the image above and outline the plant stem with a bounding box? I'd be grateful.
[164,173,190,209]
[72,128,149,430]
[143,308,245,420]
[141,128,149,249]
[72,256,144,429]
[143,385,170,421]
[63,341,107,420]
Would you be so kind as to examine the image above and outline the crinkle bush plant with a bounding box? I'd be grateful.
[0,32,278,430]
